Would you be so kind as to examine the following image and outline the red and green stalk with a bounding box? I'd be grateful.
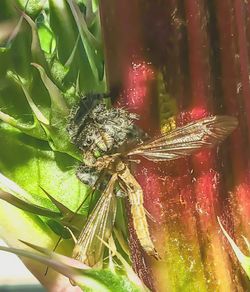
[100,1,250,291]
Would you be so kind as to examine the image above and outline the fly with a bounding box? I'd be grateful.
[68,94,238,266]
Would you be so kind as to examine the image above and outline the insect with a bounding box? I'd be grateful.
[67,94,238,266]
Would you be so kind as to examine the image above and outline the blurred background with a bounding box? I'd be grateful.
[0,240,44,292]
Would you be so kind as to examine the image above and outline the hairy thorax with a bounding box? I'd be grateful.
[67,95,139,155]
[67,94,141,186]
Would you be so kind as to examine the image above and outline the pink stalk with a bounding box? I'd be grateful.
[100,0,250,290]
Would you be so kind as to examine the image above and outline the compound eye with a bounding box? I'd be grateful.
[86,137,92,144]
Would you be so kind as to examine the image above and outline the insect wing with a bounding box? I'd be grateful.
[72,174,117,266]
[128,116,238,161]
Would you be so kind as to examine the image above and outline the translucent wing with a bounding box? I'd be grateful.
[72,174,117,267]
[128,116,238,161]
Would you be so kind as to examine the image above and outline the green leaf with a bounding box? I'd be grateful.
[67,0,104,82]
[17,0,44,18]
[0,189,61,218]
[23,12,48,70]
[0,124,87,213]
[0,241,147,292]
[37,23,56,54]
[0,109,47,140]
[31,62,69,115]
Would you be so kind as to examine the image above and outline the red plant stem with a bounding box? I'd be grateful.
[234,0,250,136]
[233,0,250,237]
[215,2,250,276]
[181,1,235,289]
[100,1,157,289]
[99,0,250,290]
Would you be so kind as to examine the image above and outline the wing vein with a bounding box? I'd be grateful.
[128,116,238,161]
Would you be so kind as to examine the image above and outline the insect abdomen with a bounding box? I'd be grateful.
[131,209,156,255]
[130,192,159,258]
[118,166,159,259]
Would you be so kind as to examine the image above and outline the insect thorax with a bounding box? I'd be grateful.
[67,94,140,186]
[67,94,139,156]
